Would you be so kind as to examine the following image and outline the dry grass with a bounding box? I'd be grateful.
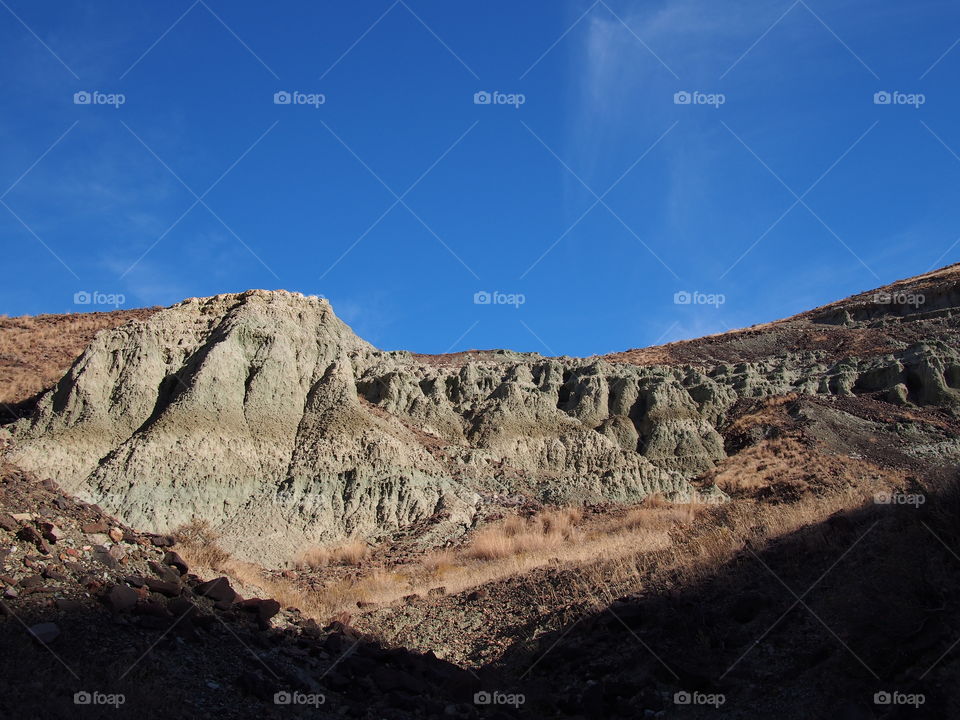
[176,502,702,618]
[421,549,456,575]
[709,437,808,492]
[616,503,696,531]
[296,546,332,570]
[296,539,371,569]
[172,518,330,617]
[171,457,891,624]
[724,394,799,437]
[464,507,582,561]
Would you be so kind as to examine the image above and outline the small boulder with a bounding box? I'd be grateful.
[42,568,67,582]
[258,599,281,622]
[107,545,125,562]
[144,578,181,597]
[106,583,139,613]
[148,561,181,584]
[93,549,120,570]
[163,551,188,575]
[19,575,45,589]
[135,599,172,619]
[28,622,60,644]
[196,577,237,603]
[40,523,63,543]
[168,597,199,619]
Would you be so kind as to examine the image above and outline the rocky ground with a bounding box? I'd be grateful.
[0,461,487,719]
[351,393,960,718]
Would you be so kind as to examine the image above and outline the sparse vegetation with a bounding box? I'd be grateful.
[171,518,231,569]
[296,539,371,569]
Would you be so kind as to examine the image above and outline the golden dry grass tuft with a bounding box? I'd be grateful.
[421,549,456,575]
[295,539,372,569]
[464,508,583,561]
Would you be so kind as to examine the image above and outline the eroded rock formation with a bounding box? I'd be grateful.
[5,265,960,564]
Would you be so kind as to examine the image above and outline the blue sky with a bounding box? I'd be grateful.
[1,0,959,356]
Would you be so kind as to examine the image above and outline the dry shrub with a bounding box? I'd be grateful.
[171,518,230,570]
[465,507,583,561]
[422,549,456,574]
[312,570,407,613]
[640,493,670,509]
[540,507,582,536]
[465,527,515,561]
[501,515,527,537]
[331,539,370,565]
[297,546,331,570]
[227,559,326,616]
[296,539,371,570]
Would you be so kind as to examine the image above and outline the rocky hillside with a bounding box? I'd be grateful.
[3,267,959,566]
[0,463,479,719]
[0,308,157,412]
